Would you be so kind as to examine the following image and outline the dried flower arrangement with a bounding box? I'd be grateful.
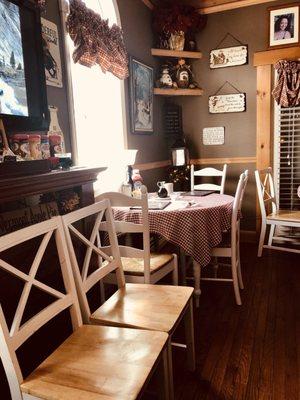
[152,2,207,50]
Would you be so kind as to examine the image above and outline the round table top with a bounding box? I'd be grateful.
[113,193,234,266]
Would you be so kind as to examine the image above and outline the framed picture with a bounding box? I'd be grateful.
[268,3,300,48]
[129,57,153,134]
[41,18,63,88]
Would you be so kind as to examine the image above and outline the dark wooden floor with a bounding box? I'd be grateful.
[164,244,300,400]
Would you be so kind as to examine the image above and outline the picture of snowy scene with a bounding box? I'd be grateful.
[0,0,28,116]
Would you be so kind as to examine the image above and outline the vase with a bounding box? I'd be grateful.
[169,31,185,51]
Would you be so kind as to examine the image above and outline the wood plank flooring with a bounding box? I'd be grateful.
[161,244,300,400]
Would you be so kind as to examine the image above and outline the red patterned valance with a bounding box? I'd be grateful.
[272,60,300,108]
[66,0,129,80]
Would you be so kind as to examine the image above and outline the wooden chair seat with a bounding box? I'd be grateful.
[267,210,300,222]
[91,283,194,333]
[121,253,175,276]
[21,325,168,400]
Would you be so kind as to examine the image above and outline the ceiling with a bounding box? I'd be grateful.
[143,0,277,14]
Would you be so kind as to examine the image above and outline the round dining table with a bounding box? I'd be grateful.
[113,193,234,304]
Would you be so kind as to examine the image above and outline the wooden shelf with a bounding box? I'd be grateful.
[151,48,202,59]
[154,88,204,96]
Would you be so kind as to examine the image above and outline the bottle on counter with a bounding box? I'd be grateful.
[48,105,66,153]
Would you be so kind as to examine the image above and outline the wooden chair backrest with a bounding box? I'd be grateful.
[255,167,278,220]
[0,217,82,399]
[231,170,249,250]
[96,186,152,282]
[62,199,125,323]
[191,164,227,194]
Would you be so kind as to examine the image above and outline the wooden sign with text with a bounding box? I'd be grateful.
[210,45,248,69]
[209,93,246,114]
[0,202,59,235]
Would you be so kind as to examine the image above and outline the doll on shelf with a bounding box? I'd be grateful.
[173,58,200,89]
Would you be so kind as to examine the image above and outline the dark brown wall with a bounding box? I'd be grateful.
[177,0,292,230]
[117,0,169,191]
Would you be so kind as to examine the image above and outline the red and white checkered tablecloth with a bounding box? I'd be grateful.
[113,194,234,267]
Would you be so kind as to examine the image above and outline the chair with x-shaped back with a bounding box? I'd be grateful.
[0,215,170,400]
[62,199,195,400]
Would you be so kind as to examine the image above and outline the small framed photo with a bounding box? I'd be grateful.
[268,3,300,48]
[129,57,153,134]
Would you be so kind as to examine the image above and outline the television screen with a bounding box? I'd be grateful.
[0,0,48,131]
[0,0,29,117]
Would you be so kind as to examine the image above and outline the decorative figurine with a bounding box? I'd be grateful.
[157,65,174,88]
[174,58,199,89]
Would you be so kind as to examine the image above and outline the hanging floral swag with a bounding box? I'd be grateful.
[66,0,129,80]
[273,60,300,108]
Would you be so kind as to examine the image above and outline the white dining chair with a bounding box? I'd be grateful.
[95,186,178,285]
[203,170,248,305]
[62,198,195,400]
[190,164,227,194]
[255,167,300,256]
[0,216,170,400]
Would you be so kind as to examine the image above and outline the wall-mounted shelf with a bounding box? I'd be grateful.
[154,88,204,96]
[151,48,202,59]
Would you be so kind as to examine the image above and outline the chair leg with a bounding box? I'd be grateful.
[212,256,219,278]
[193,260,201,308]
[258,221,267,257]
[232,257,242,305]
[237,258,244,290]
[179,249,187,285]
[167,338,174,400]
[184,298,196,371]
[268,224,275,246]
[172,255,179,286]
[237,242,244,290]
[156,346,170,400]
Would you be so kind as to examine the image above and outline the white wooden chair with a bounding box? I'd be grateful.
[62,199,195,400]
[190,164,227,194]
[0,216,170,400]
[255,167,300,256]
[202,170,249,305]
[96,186,178,285]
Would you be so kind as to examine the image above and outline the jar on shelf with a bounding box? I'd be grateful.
[11,134,30,159]
[49,134,62,157]
[29,134,42,160]
[41,135,50,159]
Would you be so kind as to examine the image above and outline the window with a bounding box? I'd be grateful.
[274,103,300,210]
[68,0,127,194]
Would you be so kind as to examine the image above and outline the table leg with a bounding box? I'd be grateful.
[179,248,187,285]
[193,260,201,308]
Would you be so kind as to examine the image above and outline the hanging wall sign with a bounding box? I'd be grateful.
[41,18,63,88]
[203,127,225,145]
[210,45,248,69]
[209,93,246,114]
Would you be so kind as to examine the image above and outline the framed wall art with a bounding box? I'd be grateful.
[129,57,153,134]
[268,3,300,48]
[41,18,63,88]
